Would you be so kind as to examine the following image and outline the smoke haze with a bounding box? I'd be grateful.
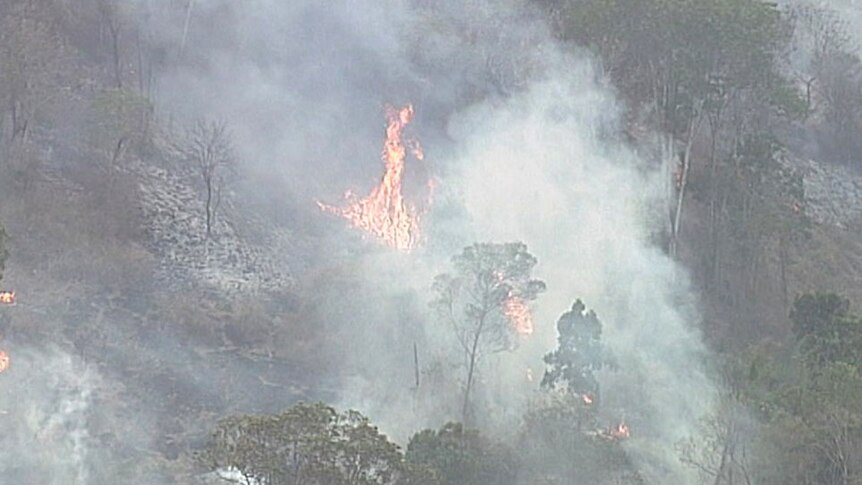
[1,0,723,483]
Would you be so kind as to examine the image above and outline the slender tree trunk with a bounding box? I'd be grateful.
[110,25,122,89]
[779,235,789,310]
[670,103,704,258]
[462,316,485,424]
[205,180,213,237]
[181,0,195,55]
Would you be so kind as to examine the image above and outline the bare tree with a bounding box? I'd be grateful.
[95,0,124,89]
[176,120,235,238]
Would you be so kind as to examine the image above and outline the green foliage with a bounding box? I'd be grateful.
[541,299,609,399]
[542,0,794,131]
[203,402,405,485]
[87,88,152,165]
[431,242,545,421]
[431,242,546,354]
[730,294,862,485]
[790,292,850,340]
[404,423,516,485]
[790,293,862,368]
[519,395,642,484]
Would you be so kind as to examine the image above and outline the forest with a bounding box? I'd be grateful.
[1,0,862,484]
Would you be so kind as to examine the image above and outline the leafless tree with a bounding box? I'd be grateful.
[176,120,235,238]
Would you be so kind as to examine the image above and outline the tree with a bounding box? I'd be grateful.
[203,402,406,485]
[0,2,69,142]
[95,0,125,89]
[175,120,235,238]
[537,0,796,257]
[0,222,7,283]
[790,293,862,369]
[519,395,642,485]
[87,88,152,173]
[541,299,609,401]
[404,422,516,485]
[431,242,545,423]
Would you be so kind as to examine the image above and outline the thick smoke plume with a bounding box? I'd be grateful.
[151,0,717,482]
[0,346,99,484]
[2,0,720,483]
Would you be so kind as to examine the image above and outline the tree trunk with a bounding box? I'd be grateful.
[462,316,486,424]
[779,235,789,310]
[670,104,703,258]
[110,24,122,89]
[205,178,213,238]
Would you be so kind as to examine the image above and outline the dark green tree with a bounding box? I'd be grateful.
[203,402,405,485]
[519,396,643,485]
[790,292,862,368]
[404,422,516,485]
[541,300,608,401]
[431,242,546,423]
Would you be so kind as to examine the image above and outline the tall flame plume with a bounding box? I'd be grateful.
[319,104,426,252]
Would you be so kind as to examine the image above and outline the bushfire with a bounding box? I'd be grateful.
[0,291,14,305]
[318,104,427,252]
[0,351,8,373]
[504,296,534,335]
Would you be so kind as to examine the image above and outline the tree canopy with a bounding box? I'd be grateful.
[431,242,545,422]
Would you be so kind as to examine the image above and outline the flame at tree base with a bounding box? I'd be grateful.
[318,104,427,252]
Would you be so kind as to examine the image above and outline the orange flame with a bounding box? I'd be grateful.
[610,421,631,439]
[0,291,14,305]
[0,351,8,373]
[492,272,535,335]
[504,296,534,335]
[319,104,427,252]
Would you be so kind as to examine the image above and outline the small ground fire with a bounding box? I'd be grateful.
[0,351,8,373]
[0,291,14,305]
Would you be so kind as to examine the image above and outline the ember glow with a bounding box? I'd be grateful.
[504,296,534,335]
[318,104,427,252]
[0,351,8,373]
[610,421,631,440]
[0,291,14,305]
[493,272,535,335]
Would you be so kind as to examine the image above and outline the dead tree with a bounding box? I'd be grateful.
[176,120,234,238]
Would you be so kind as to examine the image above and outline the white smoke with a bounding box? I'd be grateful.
[132,0,719,482]
[0,347,99,484]
[448,58,715,482]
